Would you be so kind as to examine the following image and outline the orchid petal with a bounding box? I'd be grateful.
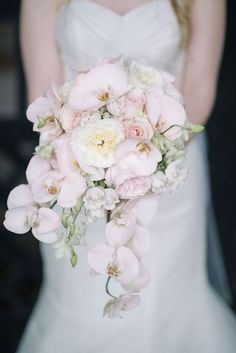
[57,172,87,208]
[7,184,34,209]
[116,247,139,284]
[4,206,32,234]
[26,155,51,185]
[87,243,114,274]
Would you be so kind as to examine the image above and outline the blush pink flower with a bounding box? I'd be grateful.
[7,184,34,209]
[87,243,140,285]
[146,93,186,140]
[127,225,151,259]
[106,210,136,247]
[58,104,81,135]
[129,194,159,226]
[123,118,154,139]
[115,139,162,177]
[123,264,150,291]
[125,88,146,117]
[53,134,79,175]
[104,293,141,318]
[4,206,60,243]
[27,92,63,145]
[4,184,60,243]
[26,155,87,208]
[68,63,128,111]
[116,175,151,199]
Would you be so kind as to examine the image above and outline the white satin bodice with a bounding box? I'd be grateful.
[57,0,184,81]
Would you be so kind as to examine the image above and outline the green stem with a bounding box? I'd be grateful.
[105,277,117,299]
[50,200,57,209]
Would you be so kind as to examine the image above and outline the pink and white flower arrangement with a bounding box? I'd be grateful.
[3,58,203,318]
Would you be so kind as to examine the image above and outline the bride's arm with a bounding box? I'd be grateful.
[20,0,64,102]
[182,0,226,126]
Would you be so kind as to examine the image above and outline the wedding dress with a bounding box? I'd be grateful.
[17,1,236,352]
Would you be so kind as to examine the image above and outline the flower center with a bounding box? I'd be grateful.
[97,91,109,101]
[44,179,60,195]
[26,213,40,229]
[107,263,122,277]
[137,142,151,155]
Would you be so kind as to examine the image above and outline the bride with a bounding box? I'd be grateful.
[17,0,236,352]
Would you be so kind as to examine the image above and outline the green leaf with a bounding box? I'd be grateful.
[103,298,116,317]
[61,213,69,228]
[35,144,54,160]
[69,223,76,237]
[74,198,83,213]
[37,116,48,129]
[185,121,205,133]
[70,250,78,267]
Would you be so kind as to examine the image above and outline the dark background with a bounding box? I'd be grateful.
[0,1,235,352]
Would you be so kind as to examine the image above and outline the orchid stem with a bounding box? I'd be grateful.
[105,277,117,299]
[50,200,57,209]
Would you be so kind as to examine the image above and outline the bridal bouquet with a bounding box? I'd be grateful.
[4,58,202,318]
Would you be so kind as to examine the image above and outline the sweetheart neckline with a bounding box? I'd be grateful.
[73,0,164,18]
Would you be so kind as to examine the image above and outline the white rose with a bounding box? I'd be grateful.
[70,119,125,168]
[165,159,188,191]
[83,187,106,211]
[104,188,119,210]
[151,171,168,193]
[128,61,164,88]
[80,111,101,127]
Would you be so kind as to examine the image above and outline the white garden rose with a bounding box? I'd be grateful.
[70,119,125,168]
[128,61,164,89]
[165,159,188,191]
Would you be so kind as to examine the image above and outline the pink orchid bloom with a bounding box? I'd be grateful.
[127,225,151,259]
[7,184,34,209]
[4,185,60,242]
[53,134,79,175]
[106,211,136,247]
[27,154,87,208]
[57,172,87,208]
[68,63,128,111]
[4,206,60,243]
[26,92,62,144]
[146,93,186,140]
[115,138,162,177]
[123,264,150,291]
[58,104,81,135]
[26,155,51,185]
[104,293,141,318]
[130,194,159,226]
[31,170,64,203]
[87,243,140,285]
